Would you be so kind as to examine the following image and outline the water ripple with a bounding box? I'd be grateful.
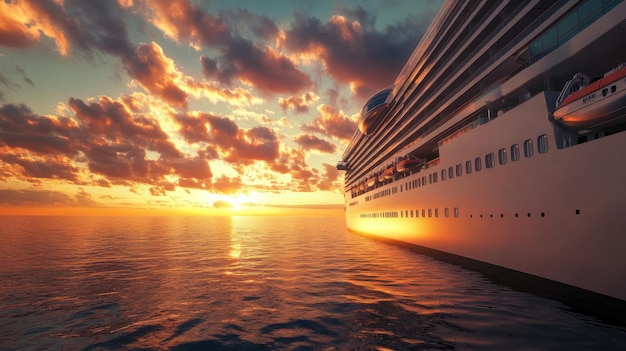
[1,216,625,350]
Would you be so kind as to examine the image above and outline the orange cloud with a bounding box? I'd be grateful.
[301,104,357,142]
[0,1,71,54]
[278,92,319,114]
[294,134,336,154]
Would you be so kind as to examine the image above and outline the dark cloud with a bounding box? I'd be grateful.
[15,66,34,86]
[283,7,430,98]
[0,152,80,182]
[0,188,72,205]
[174,112,280,165]
[222,8,279,41]
[0,103,80,155]
[0,101,215,193]
[294,134,336,154]
[201,37,311,94]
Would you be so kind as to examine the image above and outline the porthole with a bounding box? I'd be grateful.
[611,85,616,93]
[485,153,495,169]
[537,134,549,154]
[498,148,507,165]
[575,209,580,215]
[511,144,520,161]
[524,139,534,157]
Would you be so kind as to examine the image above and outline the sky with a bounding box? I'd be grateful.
[0,0,443,216]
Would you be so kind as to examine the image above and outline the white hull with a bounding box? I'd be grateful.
[345,93,626,300]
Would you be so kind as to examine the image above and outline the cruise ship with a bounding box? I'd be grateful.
[337,0,626,301]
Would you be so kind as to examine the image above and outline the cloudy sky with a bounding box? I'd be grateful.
[0,0,443,215]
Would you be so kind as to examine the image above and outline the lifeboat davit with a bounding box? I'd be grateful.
[396,158,421,173]
[382,164,395,180]
[358,87,393,136]
[377,172,386,183]
[554,63,626,129]
[366,175,377,188]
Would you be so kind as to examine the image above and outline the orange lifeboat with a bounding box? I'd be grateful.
[382,164,395,180]
[377,171,386,183]
[396,157,421,173]
[554,63,626,129]
[366,175,377,188]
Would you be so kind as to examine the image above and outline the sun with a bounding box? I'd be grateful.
[225,192,257,210]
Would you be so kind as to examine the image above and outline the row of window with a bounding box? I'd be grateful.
[360,209,583,220]
[402,134,549,191]
[360,207,461,219]
[528,0,621,64]
[365,187,397,202]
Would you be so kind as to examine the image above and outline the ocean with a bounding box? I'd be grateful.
[1,215,625,350]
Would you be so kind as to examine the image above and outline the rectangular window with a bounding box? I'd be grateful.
[428,209,432,217]
[466,160,472,174]
[441,169,447,181]
[538,134,549,154]
[433,172,438,183]
[485,152,495,169]
[454,207,459,218]
[448,166,454,179]
[422,209,425,218]
[444,207,449,217]
[456,164,462,177]
[475,157,482,171]
[429,174,433,184]
[511,144,520,161]
[524,139,534,158]
[498,148,507,165]
[434,208,439,218]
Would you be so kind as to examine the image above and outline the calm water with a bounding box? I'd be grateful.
[1,216,625,350]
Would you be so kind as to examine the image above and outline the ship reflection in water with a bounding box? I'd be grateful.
[1,216,625,350]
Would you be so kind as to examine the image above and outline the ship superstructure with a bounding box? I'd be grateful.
[338,0,626,301]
